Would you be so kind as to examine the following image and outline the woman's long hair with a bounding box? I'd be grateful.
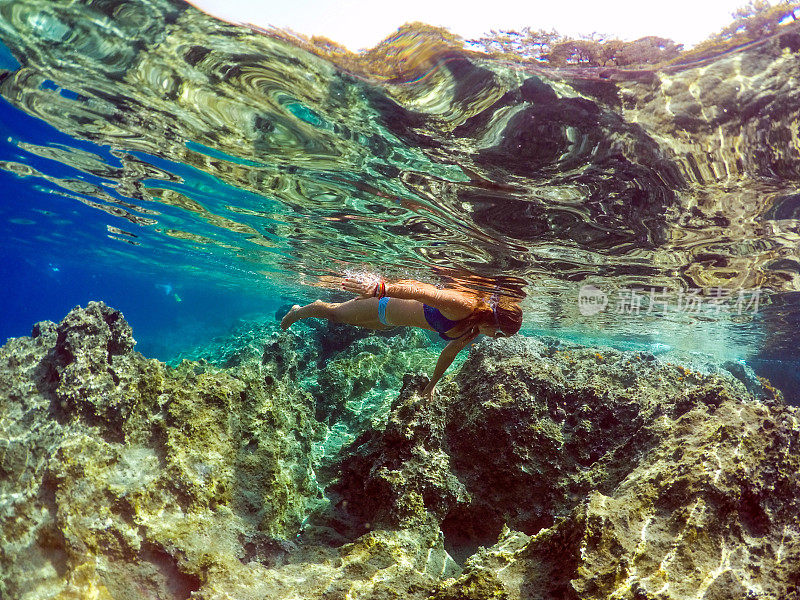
[457,295,523,337]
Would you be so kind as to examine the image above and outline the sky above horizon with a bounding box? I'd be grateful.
[187,0,755,50]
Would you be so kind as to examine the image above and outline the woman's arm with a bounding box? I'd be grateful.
[341,277,476,315]
[422,329,480,399]
[386,281,474,313]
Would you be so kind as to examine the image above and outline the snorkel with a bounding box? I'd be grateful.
[489,289,504,335]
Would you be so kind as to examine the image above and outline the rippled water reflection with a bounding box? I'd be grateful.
[0,0,799,368]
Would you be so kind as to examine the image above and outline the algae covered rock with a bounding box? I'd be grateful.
[0,302,322,598]
[173,311,448,462]
[319,335,799,599]
[424,338,800,599]
[324,373,469,538]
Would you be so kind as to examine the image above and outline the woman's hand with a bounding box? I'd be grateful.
[342,278,380,298]
[422,383,436,401]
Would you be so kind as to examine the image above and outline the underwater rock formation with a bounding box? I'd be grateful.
[0,302,323,598]
[435,339,800,599]
[171,309,450,461]
[0,304,798,599]
[329,337,800,599]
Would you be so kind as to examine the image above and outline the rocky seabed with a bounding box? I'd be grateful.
[0,302,798,599]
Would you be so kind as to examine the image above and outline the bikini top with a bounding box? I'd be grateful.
[423,304,469,341]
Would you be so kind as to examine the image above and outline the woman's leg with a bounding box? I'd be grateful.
[281,297,388,330]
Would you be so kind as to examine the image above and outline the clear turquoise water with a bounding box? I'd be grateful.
[0,0,798,399]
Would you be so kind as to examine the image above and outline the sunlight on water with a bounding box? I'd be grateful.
[0,0,798,376]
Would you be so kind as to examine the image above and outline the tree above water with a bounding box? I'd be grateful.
[723,0,798,39]
[468,0,798,68]
[265,0,800,79]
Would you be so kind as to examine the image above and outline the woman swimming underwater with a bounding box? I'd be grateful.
[280,276,523,399]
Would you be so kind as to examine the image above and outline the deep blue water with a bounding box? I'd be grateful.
[0,244,284,359]
[0,92,287,358]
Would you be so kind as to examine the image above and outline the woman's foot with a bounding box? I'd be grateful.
[280,305,302,330]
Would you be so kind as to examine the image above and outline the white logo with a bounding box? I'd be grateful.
[578,284,608,316]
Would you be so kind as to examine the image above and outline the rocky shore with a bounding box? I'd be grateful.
[0,302,797,599]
